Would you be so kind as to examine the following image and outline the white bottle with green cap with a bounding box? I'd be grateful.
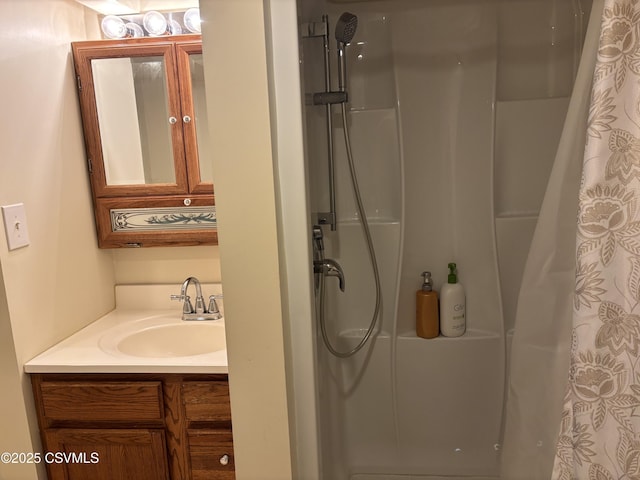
[440,262,466,337]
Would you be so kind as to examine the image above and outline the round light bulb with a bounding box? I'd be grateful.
[183,8,201,33]
[143,11,168,36]
[168,19,182,35]
[125,22,144,38]
[101,15,126,39]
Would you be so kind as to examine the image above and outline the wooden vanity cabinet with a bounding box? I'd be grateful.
[31,373,234,480]
[71,36,217,248]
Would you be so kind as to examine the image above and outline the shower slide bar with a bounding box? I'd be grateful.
[302,15,339,230]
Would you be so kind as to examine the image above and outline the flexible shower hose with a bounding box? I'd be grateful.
[318,102,382,358]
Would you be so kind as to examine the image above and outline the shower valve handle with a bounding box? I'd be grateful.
[314,258,345,292]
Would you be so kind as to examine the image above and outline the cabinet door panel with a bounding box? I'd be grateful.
[188,430,235,480]
[45,428,169,480]
[175,41,214,195]
[73,40,189,198]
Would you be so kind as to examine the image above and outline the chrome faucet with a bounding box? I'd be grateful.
[171,277,223,321]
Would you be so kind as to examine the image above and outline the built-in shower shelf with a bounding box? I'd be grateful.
[397,329,501,341]
[337,218,400,226]
[334,330,501,341]
[495,212,539,219]
[496,95,571,104]
[347,106,397,114]
[338,329,392,339]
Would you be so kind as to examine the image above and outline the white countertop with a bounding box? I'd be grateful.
[24,284,228,374]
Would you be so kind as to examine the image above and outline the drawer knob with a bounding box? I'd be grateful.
[220,454,230,466]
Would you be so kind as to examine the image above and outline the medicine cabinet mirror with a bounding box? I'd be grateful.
[72,35,216,248]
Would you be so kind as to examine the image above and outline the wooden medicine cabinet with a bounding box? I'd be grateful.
[72,35,217,248]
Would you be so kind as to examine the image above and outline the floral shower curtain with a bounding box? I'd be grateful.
[552,0,640,478]
[499,1,603,477]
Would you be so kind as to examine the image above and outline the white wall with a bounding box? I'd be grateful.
[0,2,115,478]
[0,268,38,480]
[200,1,294,478]
[264,0,321,477]
[113,246,221,284]
[0,4,223,479]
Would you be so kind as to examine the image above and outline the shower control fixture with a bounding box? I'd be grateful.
[312,225,345,291]
[314,258,345,292]
[303,12,359,230]
[305,15,382,358]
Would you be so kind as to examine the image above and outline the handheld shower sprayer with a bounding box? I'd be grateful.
[335,12,358,44]
[335,12,358,93]
[310,12,359,105]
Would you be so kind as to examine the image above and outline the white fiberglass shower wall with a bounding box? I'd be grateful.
[297,0,590,478]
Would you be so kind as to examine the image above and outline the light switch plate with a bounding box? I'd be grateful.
[2,203,30,251]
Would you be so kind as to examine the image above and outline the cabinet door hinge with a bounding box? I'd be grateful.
[87,157,93,173]
[76,75,82,92]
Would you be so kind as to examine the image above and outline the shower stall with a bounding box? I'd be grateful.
[290,0,592,478]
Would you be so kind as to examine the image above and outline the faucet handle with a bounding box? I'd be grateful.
[207,295,223,319]
[171,294,194,314]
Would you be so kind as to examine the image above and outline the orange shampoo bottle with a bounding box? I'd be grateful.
[416,271,439,339]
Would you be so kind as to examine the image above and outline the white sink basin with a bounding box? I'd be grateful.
[100,315,226,358]
[117,323,225,357]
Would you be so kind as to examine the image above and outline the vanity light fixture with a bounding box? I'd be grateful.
[99,9,201,39]
[168,19,183,35]
[125,22,144,37]
[142,10,168,36]
[101,15,127,38]
[183,8,201,33]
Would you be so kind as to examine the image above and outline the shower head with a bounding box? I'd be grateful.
[335,12,358,94]
[335,12,358,45]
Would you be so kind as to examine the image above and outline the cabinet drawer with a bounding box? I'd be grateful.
[40,381,164,423]
[182,382,231,423]
[188,430,235,480]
